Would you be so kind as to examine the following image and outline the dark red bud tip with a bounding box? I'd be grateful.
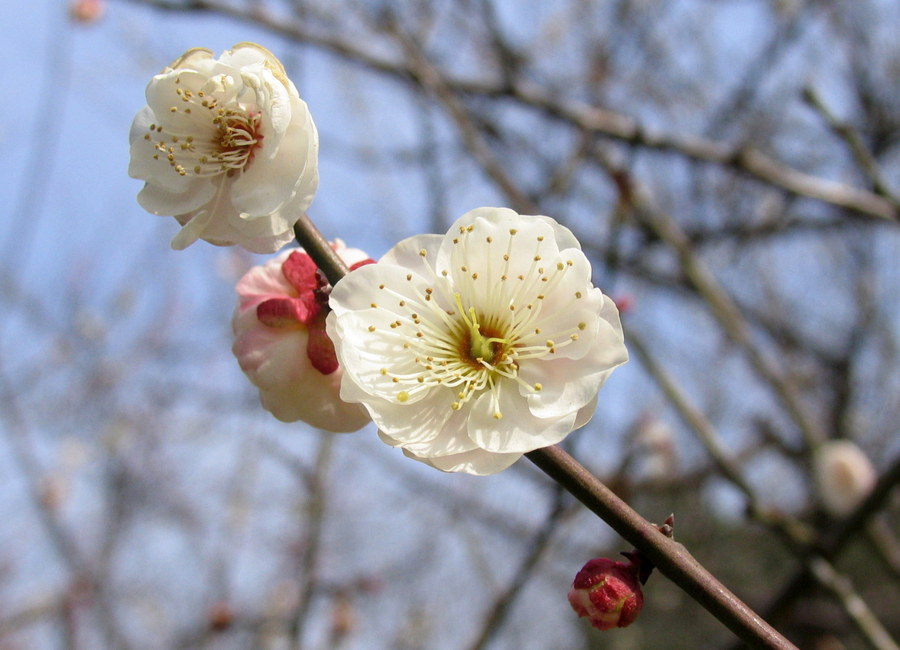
[349,259,377,271]
[568,557,644,631]
[257,297,317,328]
[307,311,339,375]
[207,601,235,632]
[282,251,320,295]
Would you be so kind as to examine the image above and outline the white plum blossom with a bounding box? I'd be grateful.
[326,207,628,475]
[232,241,373,432]
[129,43,318,253]
[814,440,877,517]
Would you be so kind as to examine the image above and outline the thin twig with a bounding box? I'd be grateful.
[802,85,898,204]
[289,433,335,650]
[756,454,900,634]
[807,557,899,650]
[630,329,899,650]
[600,159,826,450]
[116,0,898,221]
[384,15,537,214]
[467,488,570,650]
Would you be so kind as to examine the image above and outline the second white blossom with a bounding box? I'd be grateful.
[129,43,318,253]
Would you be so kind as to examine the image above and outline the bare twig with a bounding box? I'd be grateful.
[525,446,797,649]
[467,488,570,650]
[289,433,335,650]
[601,159,826,450]
[802,85,898,204]
[807,557,899,650]
[116,0,898,222]
[630,329,899,650]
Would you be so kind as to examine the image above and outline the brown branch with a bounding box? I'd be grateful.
[802,85,898,204]
[629,329,899,649]
[525,446,797,649]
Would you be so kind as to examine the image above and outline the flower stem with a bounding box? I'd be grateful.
[292,213,796,649]
[525,446,797,649]
[293,214,349,286]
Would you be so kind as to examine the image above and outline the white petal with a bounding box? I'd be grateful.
[468,383,577,453]
[231,95,317,215]
[232,326,368,432]
[136,179,217,217]
[441,209,559,289]
[376,406,470,451]
[378,234,444,279]
[401,445,522,475]
[364,390,455,444]
[328,307,432,403]
[329,258,445,316]
[573,394,598,430]
[170,208,216,250]
[233,325,310,391]
[128,108,196,191]
[260,385,370,432]
[218,42,271,71]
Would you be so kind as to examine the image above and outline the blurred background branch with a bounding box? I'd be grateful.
[2,0,898,647]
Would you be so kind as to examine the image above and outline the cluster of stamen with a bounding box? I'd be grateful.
[364,223,590,420]
[143,73,263,178]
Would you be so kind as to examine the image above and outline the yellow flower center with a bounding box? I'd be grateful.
[143,74,263,178]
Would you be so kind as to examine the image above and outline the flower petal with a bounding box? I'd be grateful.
[467,383,578,453]
[230,95,316,216]
[231,241,372,430]
[327,208,628,474]
[401,445,522,475]
[306,311,338,374]
[130,44,318,253]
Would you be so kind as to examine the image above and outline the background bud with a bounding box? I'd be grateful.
[69,0,105,23]
[814,440,877,517]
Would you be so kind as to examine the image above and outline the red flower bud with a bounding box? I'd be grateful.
[568,556,644,631]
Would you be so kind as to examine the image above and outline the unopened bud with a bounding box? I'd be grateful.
[69,0,105,23]
[814,440,876,517]
[613,294,635,315]
[207,601,235,632]
[568,555,644,631]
